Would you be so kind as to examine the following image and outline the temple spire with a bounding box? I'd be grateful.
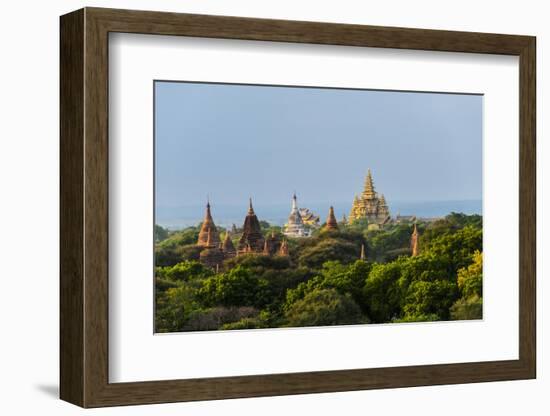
[324,206,339,231]
[411,223,419,256]
[200,227,224,269]
[222,231,236,258]
[279,239,289,256]
[238,198,265,253]
[363,168,376,199]
[197,199,220,247]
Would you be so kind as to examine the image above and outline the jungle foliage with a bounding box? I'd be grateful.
[155,213,483,332]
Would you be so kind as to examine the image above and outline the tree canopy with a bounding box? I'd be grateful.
[155,213,483,332]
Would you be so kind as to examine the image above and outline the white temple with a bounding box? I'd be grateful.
[283,193,311,238]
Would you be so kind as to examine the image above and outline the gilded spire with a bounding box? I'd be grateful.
[363,168,376,200]
[325,206,339,231]
[349,194,359,224]
[411,223,419,256]
[248,197,254,214]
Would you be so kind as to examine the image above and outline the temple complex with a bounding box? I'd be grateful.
[324,206,339,231]
[283,193,311,238]
[349,169,391,225]
[196,199,288,269]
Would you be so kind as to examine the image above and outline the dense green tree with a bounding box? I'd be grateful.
[422,225,482,273]
[450,295,483,320]
[157,260,213,282]
[284,288,364,327]
[155,284,198,333]
[220,310,272,330]
[365,224,414,261]
[298,238,360,269]
[198,266,267,308]
[184,306,259,331]
[154,224,169,242]
[457,250,483,298]
[363,261,403,322]
[155,244,202,267]
[402,279,458,321]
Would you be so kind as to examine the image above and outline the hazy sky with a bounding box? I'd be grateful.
[155,81,482,209]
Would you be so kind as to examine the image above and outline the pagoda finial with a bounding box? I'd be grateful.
[248,197,254,214]
[363,168,376,199]
[204,198,213,221]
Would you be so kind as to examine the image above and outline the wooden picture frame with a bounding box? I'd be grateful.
[60,7,536,408]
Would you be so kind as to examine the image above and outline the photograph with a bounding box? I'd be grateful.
[154,81,483,333]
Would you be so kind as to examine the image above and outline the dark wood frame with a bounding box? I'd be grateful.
[60,7,536,408]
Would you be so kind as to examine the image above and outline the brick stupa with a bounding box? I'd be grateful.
[238,199,265,254]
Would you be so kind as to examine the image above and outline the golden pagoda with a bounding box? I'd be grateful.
[348,169,390,225]
[197,200,220,247]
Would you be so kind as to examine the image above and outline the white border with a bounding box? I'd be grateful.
[109,33,519,383]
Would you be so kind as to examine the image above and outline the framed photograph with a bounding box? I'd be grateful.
[60,7,536,408]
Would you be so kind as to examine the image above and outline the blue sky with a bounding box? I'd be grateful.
[155,81,482,211]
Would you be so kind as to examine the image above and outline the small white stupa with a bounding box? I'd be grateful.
[283,193,311,237]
